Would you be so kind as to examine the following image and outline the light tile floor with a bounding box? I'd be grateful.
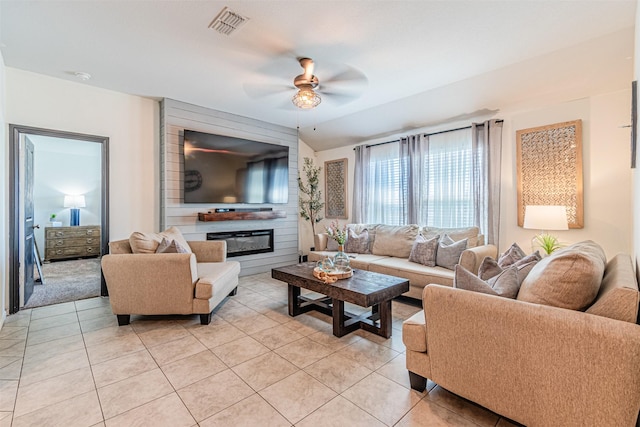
[0,272,522,426]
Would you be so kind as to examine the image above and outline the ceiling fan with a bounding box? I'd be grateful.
[292,58,321,109]
[244,56,368,110]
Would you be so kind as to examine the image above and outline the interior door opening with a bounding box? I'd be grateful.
[9,125,110,314]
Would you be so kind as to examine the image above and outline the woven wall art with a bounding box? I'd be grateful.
[325,158,348,219]
[516,120,583,228]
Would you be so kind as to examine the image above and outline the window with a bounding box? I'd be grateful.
[362,128,477,228]
[353,120,502,244]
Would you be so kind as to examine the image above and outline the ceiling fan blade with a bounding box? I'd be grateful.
[243,82,291,99]
[320,91,362,106]
[322,67,368,87]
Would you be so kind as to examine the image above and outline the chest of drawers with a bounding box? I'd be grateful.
[44,225,101,261]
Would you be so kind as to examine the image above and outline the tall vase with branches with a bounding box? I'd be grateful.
[298,157,324,242]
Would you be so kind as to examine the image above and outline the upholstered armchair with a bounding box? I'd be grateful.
[101,229,241,325]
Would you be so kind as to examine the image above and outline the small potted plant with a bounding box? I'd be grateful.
[49,213,62,227]
[534,233,563,255]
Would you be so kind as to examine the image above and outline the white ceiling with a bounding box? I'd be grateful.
[1,1,636,151]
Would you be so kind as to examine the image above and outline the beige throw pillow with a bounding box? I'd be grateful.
[516,240,606,311]
[371,224,419,258]
[129,226,192,254]
[422,226,480,248]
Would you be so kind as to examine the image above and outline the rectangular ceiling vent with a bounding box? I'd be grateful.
[209,7,249,36]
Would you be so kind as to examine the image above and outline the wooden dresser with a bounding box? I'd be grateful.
[44,225,101,261]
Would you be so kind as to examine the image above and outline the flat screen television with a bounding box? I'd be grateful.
[183,129,289,204]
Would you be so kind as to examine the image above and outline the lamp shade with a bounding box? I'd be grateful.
[63,195,86,208]
[523,205,569,230]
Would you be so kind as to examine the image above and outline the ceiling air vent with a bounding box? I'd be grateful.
[209,7,249,36]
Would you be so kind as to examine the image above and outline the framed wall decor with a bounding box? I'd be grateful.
[516,120,584,228]
[325,158,348,219]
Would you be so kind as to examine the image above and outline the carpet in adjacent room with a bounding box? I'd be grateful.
[24,258,101,308]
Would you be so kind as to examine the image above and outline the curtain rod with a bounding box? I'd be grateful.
[355,119,504,150]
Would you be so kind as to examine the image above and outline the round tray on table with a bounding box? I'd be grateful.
[313,266,353,279]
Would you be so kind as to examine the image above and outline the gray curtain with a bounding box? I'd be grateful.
[352,145,369,223]
[471,119,503,246]
[400,134,426,224]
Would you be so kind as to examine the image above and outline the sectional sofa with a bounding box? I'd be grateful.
[309,223,497,299]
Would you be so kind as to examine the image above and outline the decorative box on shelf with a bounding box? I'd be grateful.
[44,225,101,261]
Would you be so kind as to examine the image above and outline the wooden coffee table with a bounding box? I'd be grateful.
[272,263,409,338]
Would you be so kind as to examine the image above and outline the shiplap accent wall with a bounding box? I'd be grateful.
[160,99,299,276]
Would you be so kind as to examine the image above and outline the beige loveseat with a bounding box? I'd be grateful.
[309,224,497,299]
[102,229,241,326]
[403,241,640,426]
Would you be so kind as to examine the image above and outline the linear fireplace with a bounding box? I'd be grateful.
[206,229,274,257]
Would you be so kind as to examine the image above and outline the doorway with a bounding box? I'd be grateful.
[9,125,110,314]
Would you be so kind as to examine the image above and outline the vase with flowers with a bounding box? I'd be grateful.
[326,220,350,272]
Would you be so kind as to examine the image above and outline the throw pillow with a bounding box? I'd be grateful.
[129,226,193,254]
[454,264,520,299]
[155,237,189,254]
[435,235,468,270]
[497,242,527,267]
[478,256,539,285]
[517,240,606,311]
[371,224,420,258]
[345,228,370,253]
[408,234,440,267]
[422,226,480,248]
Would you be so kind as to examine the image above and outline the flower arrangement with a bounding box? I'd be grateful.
[326,220,347,245]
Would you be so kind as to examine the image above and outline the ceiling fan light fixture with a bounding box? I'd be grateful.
[292,88,321,109]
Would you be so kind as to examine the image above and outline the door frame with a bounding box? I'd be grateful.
[9,124,110,314]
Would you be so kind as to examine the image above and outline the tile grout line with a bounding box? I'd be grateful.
[7,308,31,426]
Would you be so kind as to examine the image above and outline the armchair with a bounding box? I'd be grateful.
[102,239,241,325]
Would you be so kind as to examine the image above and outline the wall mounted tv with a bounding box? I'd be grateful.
[183,129,289,204]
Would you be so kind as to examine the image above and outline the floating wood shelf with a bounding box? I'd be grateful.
[198,210,287,222]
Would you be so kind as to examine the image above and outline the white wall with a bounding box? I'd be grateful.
[5,68,158,240]
[501,92,632,258]
[634,4,640,275]
[31,137,102,252]
[298,139,317,254]
[305,89,632,260]
[1,51,7,324]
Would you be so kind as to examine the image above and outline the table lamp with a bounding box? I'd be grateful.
[523,205,569,254]
[64,195,86,226]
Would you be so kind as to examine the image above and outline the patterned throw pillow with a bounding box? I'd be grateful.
[345,228,370,253]
[435,235,468,270]
[454,264,520,299]
[155,237,189,254]
[408,234,440,267]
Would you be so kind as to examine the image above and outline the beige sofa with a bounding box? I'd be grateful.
[309,224,497,299]
[102,238,241,325]
[403,241,640,426]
